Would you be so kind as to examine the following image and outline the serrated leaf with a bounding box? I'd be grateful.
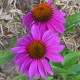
[62,52,80,68]
[65,12,80,28]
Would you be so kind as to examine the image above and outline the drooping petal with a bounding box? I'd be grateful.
[46,52,64,62]
[17,38,28,46]
[51,19,65,34]
[54,16,66,23]
[38,60,47,79]
[47,22,58,33]
[29,60,37,79]
[20,57,32,74]
[46,36,61,46]
[47,45,65,53]
[42,30,54,42]
[42,58,54,75]
[15,55,28,66]
[23,35,33,42]
[14,52,26,61]
[35,61,41,78]
[22,11,34,26]
[54,10,66,16]
[10,46,26,53]
[31,25,41,40]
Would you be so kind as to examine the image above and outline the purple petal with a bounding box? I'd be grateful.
[54,10,66,16]
[29,60,37,79]
[46,36,61,47]
[42,58,54,75]
[51,19,65,34]
[14,44,23,47]
[15,55,28,66]
[31,24,41,40]
[35,61,41,78]
[17,38,28,46]
[42,30,56,42]
[46,53,64,62]
[14,52,26,61]
[54,16,66,23]
[40,23,47,35]
[38,60,47,79]
[47,45,65,53]
[20,57,32,74]
[23,35,33,42]
[47,22,58,33]
[22,11,34,26]
[10,46,26,53]
[48,0,53,5]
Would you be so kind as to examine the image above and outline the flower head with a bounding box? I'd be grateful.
[22,0,66,34]
[10,25,65,80]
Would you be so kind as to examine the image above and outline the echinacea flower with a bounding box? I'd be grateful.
[10,25,65,80]
[22,0,66,34]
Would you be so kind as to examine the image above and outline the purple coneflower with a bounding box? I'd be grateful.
[22,0,66,34]
[10,25,65,80]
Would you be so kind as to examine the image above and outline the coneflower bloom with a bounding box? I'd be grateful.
[22,0,66,34]
[10,25,65,80]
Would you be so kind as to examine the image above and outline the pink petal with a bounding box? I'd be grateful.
[20,57,32,74]
[15,55,28,66]
[10,47,26,53]
[47,22,58,33]
[47,45,65,53]
[39,23,47,35]
[29,60,37,79]
[38,60,47,79]
[51,19,65,34]
[46,52,64,62]
[22,11,34,26]
[42,30,55,42]
[54,10,66,16]
[14,52,26,61]
[31,24,41,40]
[48,0,53,5]
[17,38,28,46]
[46,36,61,47]
[54,16,66,23]
[35,65,41,78]
[23,35,33,42]
[14,44,23,47]
[42,58,54,75]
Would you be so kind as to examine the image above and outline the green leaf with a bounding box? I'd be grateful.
[65,12,80,28]
[12,75,29,80]
[9,39,17,48]
[60,48,73,56]
[70,75,80,80]
[51,62,76,75]
[71,64,80,74]
[40,77,53,80]
[12,75,38,80]
[62,52,80,68]
[0,50,14,64]
[60,73,68,80]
